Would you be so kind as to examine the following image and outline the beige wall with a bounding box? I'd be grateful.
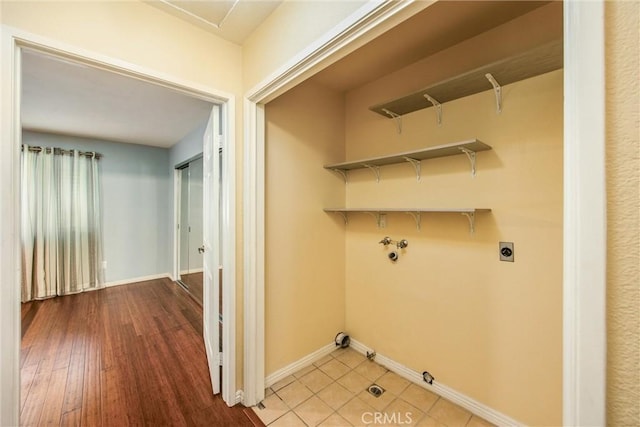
[343,64,563,426]
[264,81,346,374]
[242,0,366,92]
[1,1,242,92]
[605,1,640,425]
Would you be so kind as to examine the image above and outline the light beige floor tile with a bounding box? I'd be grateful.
[337,396,374,427]
[466,415,496,427]
[314,353,335,367]
[354,361,387,382]
[318,413,353,427]
[399,383,439,412]
[375,371,411,396]
[415,415,447,427]
[357,388,395,411]
[293,363,317,379]
[337,370,371,394]
[269,411,307,427]
[293,395,334,426]
[299,368,334,393]
[265,387,274,397]
[428,398,472,426]
[317,381,355,410]
[276,380,314,409]
[334,348,368,369]
[320,359,352,380]
[252,394,290,425]
[271,375,296,392]
[383,398,425,426]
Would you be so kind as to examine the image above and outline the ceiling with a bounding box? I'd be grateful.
[20,0,553,149]
[21,50,214,148]
[145,0,283,45]
[311,1,551,92]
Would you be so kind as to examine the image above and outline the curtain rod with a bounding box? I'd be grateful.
[21,145,102,159]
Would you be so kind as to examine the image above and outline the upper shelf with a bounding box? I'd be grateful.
[370,40,563,119]
[324,139,491,180]
[324,208,491,233]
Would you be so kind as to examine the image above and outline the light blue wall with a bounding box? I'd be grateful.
[169,120,206,168]
[22,130,172,283]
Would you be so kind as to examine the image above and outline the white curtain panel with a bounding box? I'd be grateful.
[21,145,104,302]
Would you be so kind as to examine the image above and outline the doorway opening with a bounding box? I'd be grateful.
[1,33,239,423]
[176,155,205,304]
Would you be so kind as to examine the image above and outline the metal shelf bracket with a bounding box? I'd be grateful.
[458,147,477,177]
[363,164,381,182]
[423,94,443,126]
[405,211,422,231]
[382,108,402,134]
[364,211,383,228]
[403,157,422,182]
[461,212,476,235]
[330,168,348,183]
[335,211,349,225]
[485,73,502,114]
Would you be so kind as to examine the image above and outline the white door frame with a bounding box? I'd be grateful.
[0,27,238,426]
[202,105,222,395]
[242,1,606,425]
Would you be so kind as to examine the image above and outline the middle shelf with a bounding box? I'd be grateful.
[324,208,491,233]
[324,138,492,182]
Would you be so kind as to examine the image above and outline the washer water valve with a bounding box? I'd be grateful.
[380,237,408,262]
[379,236,409,249]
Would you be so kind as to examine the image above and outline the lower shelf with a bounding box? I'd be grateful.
[324,208,491,233]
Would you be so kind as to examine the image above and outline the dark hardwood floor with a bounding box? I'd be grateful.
[20,278,262,426]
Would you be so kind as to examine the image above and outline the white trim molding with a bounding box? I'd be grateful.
[245,1,428,103]
[220,97,238,406]
[264,343,336,389]
[349,339,524,427]
[0,24,22,427]
[562,1,607,426]
[243,98,266,407]
[105,273,173,288]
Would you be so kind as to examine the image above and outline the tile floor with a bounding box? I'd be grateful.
[252,348,495,427]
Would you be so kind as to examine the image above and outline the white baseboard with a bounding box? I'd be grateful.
[349,339,524,427]
[265,342,337,388]
[105,273,172,288]
[235,390,244,405]
[179,268,204,275]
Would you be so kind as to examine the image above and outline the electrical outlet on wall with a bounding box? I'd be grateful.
[102,260,108,270]
[379,214,386,228]
[499,242,514,262]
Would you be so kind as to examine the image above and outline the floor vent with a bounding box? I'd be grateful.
[367,384,385,398]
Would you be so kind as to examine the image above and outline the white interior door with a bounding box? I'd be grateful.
[203,105,221,394]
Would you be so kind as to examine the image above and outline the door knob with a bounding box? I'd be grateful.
[198,246,205,254]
